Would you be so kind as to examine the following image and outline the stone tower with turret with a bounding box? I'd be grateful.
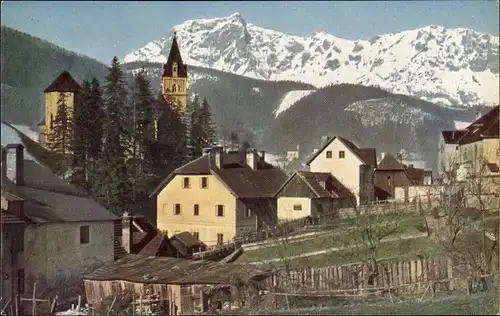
[161,32,188,113]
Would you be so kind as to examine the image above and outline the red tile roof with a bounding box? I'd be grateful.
[162,33,188,78]
[305,136,377,167]
[44,71,81,93]
[457,105,499,145]
[441,130,467,144]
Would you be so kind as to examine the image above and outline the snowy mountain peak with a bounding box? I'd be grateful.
[124,13,499,107]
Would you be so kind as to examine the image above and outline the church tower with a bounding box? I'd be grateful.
[162,32,188,113]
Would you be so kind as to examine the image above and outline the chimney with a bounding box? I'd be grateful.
[381,152,386,161]
[409,164,414,168]
[1,147,7,180]
[475,108,481,121]
[246,149,258,170]
[6,144,24,186]
[122,211,132,253]
[260,150,266,163]
[208,146,224,169]
[396,153,403,163]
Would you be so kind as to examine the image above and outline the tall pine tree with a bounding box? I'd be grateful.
[47,92,73,157]
[147,93,188,186]
[94,56,132,214]
[129,69,156,208]
[198,98,216,145]
[71,80,91,186]
[187,95,202,158]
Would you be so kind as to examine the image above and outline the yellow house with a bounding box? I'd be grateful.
[150,147,288,246]
[440,105,500,179]
[161,32,188,114]
[305,136,377,206]
[275,171,355,221]
[38,71,81,147]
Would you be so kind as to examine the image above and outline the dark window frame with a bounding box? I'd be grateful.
[80,225,90,244]
[216,205,225,217]
[339,151,345,159]
[194,204,199,216]
[183,177,190,189]
[326,151,333,159]
[293,204,302,211]
[217,233,224,245]
[174,204,181,215]
[200,177,208,189]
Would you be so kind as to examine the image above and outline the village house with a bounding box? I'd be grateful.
[274,171,356,220]
[1,143,117,299]
[438,105,500,180]
[305,136,377,206]
[150,146,288,247]
[374,153,433,199]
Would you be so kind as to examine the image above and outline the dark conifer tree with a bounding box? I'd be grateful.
[94,56,132,214]
[198,98,217,146]
[71,80,91,186]
[187,95,202,158]
[86,77,104,187]
[147,93,188,186]
[47,92,73,156]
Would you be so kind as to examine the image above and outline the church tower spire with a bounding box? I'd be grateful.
[161,31,188,113]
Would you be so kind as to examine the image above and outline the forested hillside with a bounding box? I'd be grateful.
[1,26,108,125]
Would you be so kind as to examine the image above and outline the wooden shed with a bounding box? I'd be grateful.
[83,254,272,315]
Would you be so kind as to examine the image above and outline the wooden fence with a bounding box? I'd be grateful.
[264,257,450,295]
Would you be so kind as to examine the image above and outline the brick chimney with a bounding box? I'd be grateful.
[122,211,132,253]
[6,144,24,186]
[260,150,266,163]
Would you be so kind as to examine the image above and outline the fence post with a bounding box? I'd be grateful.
[447,257,454,291]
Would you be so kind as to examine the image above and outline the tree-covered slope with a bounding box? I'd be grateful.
[1,26,109,126]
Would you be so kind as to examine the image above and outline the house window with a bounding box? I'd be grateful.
[293,204,302,211]
[326,151,333,159]
[217,233,224,245]
[17,269,25,294]
[387,176,392,186]
[497,148,500,157]
[194,204,199,216]
[200,177,208,188]
[245,207,252,218]
[172,83,177,92]
[174,204,181,215]
[183,177,190,188]
[193,232,200,240]
[216,205,225,217]
[339,151,345,159]
[80,226,90,244]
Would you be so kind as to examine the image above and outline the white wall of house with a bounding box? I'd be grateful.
[437,136,460,176]
[277,197,311,220]
[24,221,114,291]
[309,138,363,205]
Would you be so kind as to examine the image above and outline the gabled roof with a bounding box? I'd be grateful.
[171,231,203,248]
[150,151,288,199]
[457,105,499,145]
[377,154,405,171]
[275,171,354,200]
[441,130,467,144]
[305,136,377,167]
[162,33,188,78]
[44,70,81,93]
[2,159,117,223]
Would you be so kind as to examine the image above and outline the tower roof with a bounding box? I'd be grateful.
[44,71,81,93]
[162,32,187,78]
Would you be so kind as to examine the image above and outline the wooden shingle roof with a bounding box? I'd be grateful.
[44,71,81,93]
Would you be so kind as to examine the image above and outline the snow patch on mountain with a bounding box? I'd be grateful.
[345,98,434,126]
[274,90,315,117]
[454,120,472,130]
[124,14,499,107]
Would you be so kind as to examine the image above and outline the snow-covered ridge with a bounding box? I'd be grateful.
[274,90,315,117]
[124,13,499,108]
